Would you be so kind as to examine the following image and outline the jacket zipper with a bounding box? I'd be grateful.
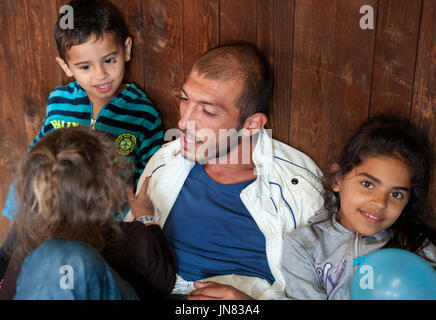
[353,232,361,270]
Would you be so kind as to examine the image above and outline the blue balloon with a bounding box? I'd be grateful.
[351,248,436,300]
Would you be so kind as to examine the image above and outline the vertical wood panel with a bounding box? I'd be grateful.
[369,0,422,117]
[257,0,295,144]
[410,0,436,209]
[219,0,257,44]
[290,0,377,172]
[327,0,377,166]
[0,0,62,241]
[182,0,219,79]
[289,0,336,170]
[0,0,21,241]
[14,0,63,148]
[140,0,183,131]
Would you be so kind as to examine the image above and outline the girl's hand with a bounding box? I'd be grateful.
[126,177,154,218]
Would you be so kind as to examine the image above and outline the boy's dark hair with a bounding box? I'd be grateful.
[54,0,129,61]
[321,115,436,256]
[192,43,273,125]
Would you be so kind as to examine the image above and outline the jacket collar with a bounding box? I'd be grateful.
[309,210,393,242]
[168,127,273,174]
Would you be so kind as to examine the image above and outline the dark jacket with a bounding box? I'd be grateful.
[0,222,176,300]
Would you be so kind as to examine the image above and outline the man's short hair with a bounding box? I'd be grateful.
[54,0,129,61]
[192,43,273,124]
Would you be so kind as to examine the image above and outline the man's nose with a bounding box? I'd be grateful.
[178,103,195,131]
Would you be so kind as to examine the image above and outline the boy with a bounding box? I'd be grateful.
[2,0,164,220]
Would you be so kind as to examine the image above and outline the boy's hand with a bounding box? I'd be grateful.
[126,177,154,218]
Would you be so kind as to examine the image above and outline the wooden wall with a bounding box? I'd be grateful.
[0,0,435,241]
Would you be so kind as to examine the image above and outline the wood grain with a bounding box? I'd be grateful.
[257,0,295,144]
[0,0,62,240]
[219,0,257,45]
[1,0,436,239]
[182,0,219,79]
[369,0,422,117]
[140,0,183,132]
[410,0,436,210]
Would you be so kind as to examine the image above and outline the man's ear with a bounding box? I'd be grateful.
[123,36,133,62]
[241,113,267,136]
[55,57,74,78]
[330,163,342,192]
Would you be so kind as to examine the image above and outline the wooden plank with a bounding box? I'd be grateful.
[0,0,18,241]
[290,0,377,172]
[410,0,436,210]
[327,0,378,167]
[182,0,219,79]
[0,0,61,240]
[18,0,63,147]
[140,0,183,132]
[257,0,294,144]
[369,0,422,117]
[289,0,336,171]
[219,0,257,45]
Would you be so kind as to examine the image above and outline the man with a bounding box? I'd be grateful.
[126,43,324,299]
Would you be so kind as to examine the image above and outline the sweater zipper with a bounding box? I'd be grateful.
[90,102,96,130]
[353,232,362,270]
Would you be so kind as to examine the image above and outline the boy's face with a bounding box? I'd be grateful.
[56,32,132,106]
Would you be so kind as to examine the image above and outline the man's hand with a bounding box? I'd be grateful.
[126,177,154,218]
[185,281,253,300]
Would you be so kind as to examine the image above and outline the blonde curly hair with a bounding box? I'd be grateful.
[10,126,132,262]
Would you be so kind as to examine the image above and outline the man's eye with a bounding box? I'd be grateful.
[361,181,374,189]
[176,94,188,101]
[203,109,216,117]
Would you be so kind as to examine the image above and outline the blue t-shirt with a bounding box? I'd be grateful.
[163,163,275,284]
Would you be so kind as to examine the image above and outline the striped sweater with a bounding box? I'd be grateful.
[31,81,164,185]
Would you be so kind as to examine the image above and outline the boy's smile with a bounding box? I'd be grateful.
[56,32,132,112]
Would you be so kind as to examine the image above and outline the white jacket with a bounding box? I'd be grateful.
[125,128,324,299]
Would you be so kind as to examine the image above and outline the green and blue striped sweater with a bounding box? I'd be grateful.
[3,81,164,220]
[31,81,164,184]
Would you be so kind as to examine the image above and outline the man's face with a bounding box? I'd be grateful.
[177,70,244,163]
[57,32,131,106]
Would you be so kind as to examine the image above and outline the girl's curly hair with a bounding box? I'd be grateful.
[9,126,132,262]
[319,116,435,255]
